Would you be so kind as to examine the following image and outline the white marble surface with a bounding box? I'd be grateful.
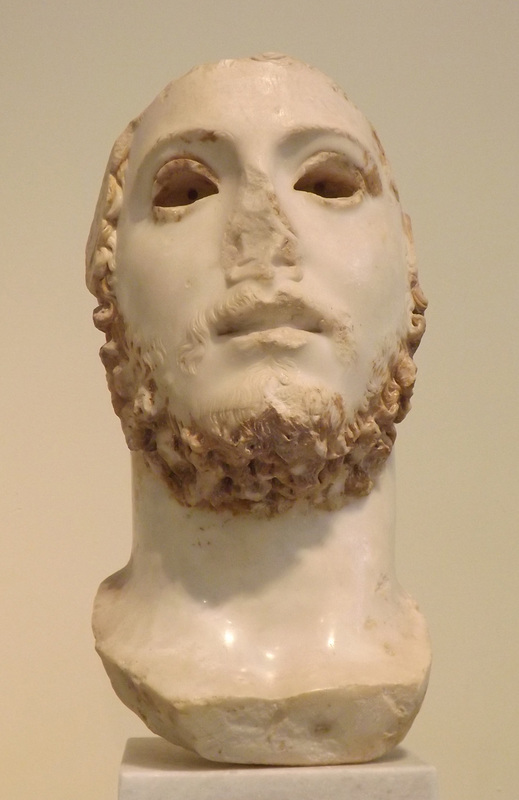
[119,737,439,799]
[89,55,430,764]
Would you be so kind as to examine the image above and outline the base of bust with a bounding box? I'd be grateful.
[119,737,439,799]
[101,653,429,765]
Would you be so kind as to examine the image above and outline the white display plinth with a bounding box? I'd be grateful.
[119,737,439,800]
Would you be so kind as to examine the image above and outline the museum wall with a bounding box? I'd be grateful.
[1,2,517,798]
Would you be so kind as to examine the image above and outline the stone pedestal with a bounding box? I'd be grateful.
[119,737,439,800]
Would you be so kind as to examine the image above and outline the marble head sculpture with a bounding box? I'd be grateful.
[86,54,430,765]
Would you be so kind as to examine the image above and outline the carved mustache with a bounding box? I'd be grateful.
[178,286,353,375]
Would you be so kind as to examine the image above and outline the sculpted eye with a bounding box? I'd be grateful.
[294,153,365,202]
[153,158,219,209]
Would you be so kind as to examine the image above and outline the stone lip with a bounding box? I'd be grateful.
[100,650,430,766]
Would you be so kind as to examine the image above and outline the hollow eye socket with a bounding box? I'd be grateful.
[294,155,364,200]
[152,158,219,208]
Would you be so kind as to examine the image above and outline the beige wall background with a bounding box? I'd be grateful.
[2,1,518,798]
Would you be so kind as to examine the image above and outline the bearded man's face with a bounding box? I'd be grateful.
[90,57,425,514]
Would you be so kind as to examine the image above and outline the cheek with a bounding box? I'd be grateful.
[296,203,409,341]
[300,202,398,273]
[114,215,224,344]
[350,233,408,315]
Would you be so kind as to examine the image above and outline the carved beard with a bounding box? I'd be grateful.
[113,334,417,516]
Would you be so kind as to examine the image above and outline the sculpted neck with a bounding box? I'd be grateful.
[94,450,429,701]
[130,450,398,609]
[94,451,430,761]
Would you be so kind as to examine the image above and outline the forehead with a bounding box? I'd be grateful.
[128,59,379,168]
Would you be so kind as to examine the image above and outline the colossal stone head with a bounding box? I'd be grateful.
[86,54,426,515]
[88,57,432,768]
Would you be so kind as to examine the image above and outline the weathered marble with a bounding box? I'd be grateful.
[87,54,430,765]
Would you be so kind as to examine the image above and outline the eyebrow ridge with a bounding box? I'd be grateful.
[278,125,371,157]
[134,128,229,179]
[133,125,375,188]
